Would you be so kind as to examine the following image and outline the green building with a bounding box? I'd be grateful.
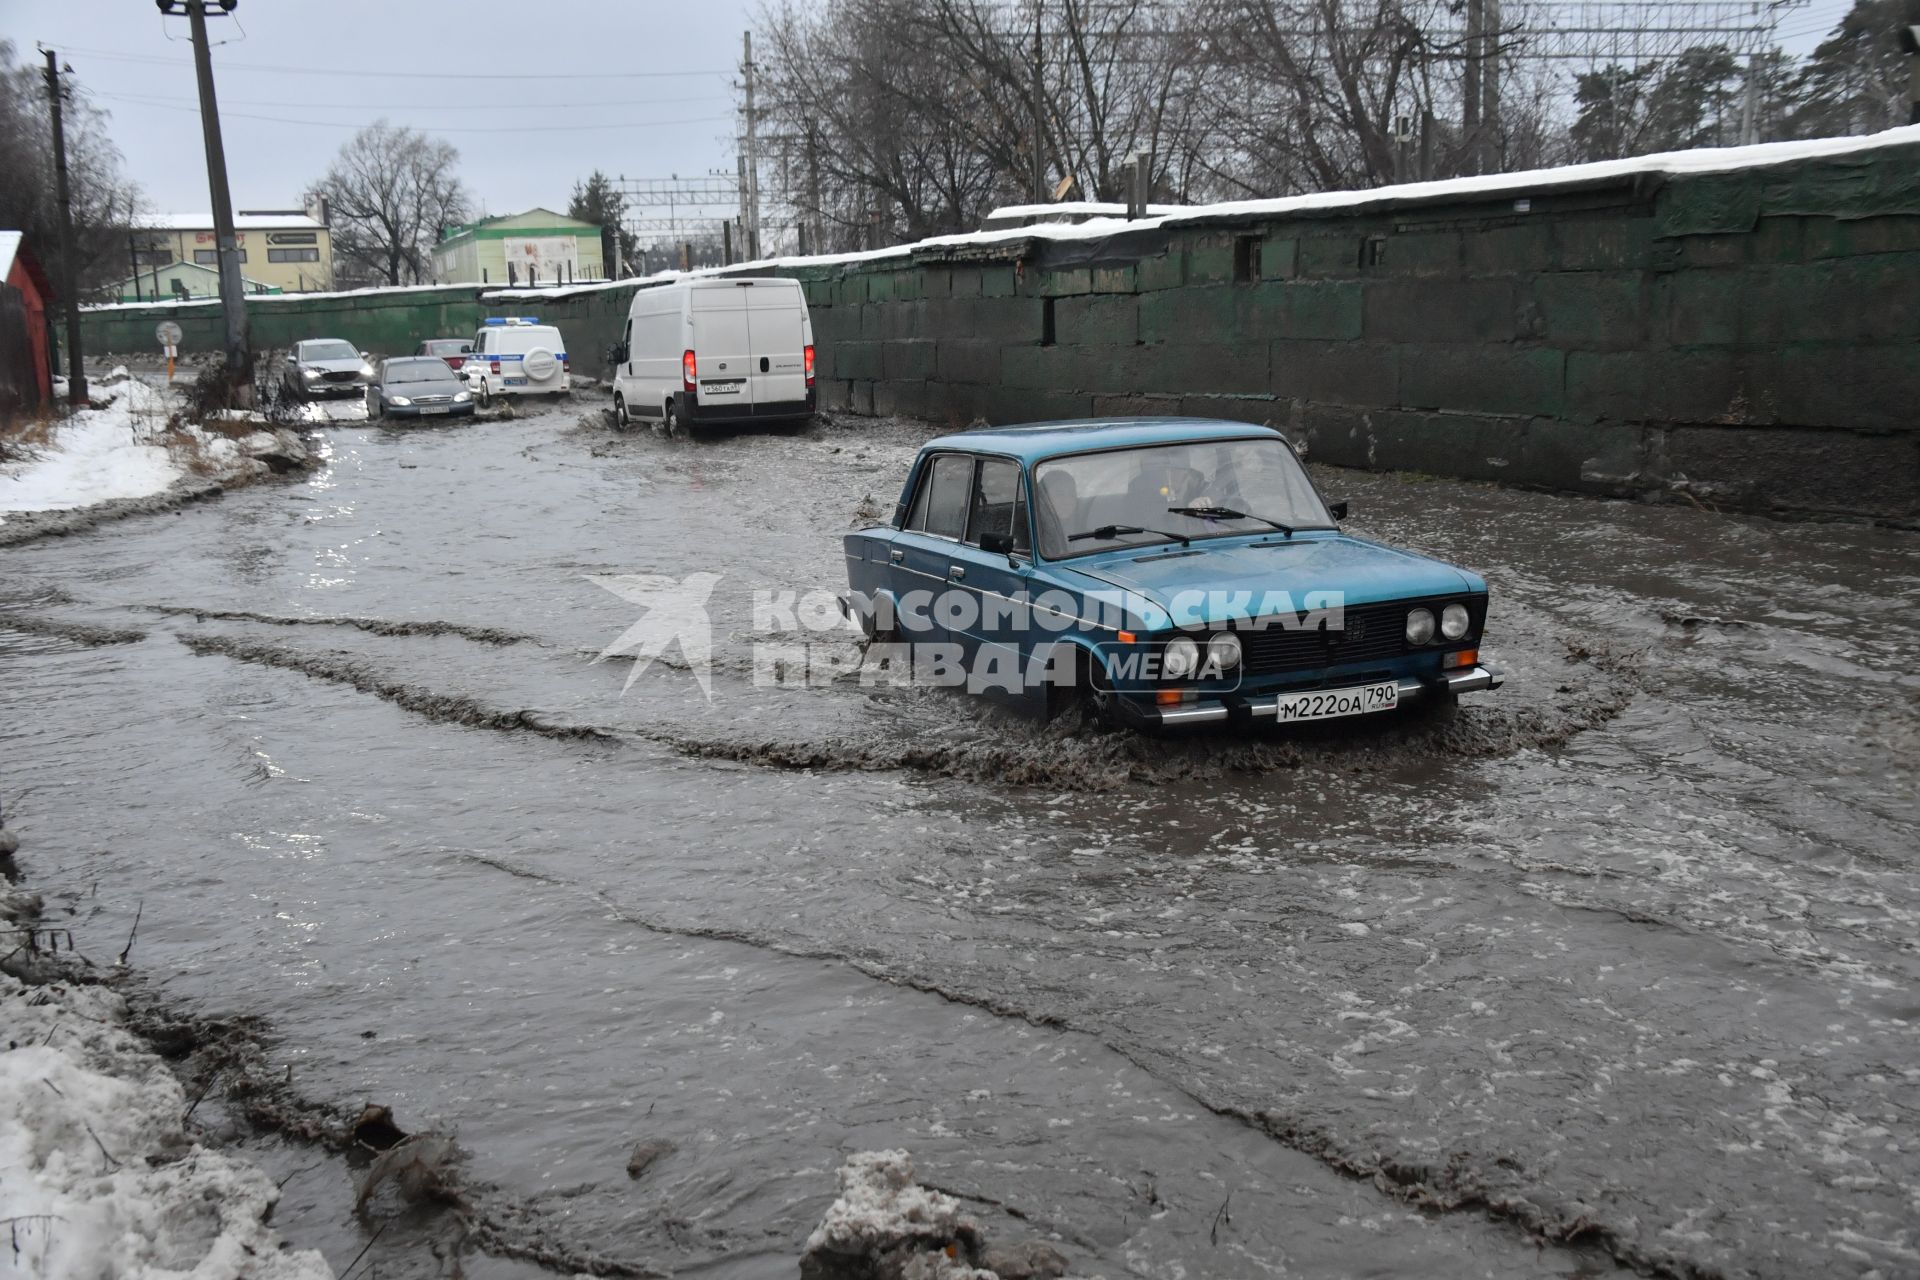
[432,208,607,286]
[114,259,281,303]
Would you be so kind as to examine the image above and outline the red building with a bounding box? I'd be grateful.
[0,230,55,414]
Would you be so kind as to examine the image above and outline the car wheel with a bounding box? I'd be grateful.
[613,393,629,431]
[665,399,686,439]
[478,381,492,409]
[1077,649,1119,730]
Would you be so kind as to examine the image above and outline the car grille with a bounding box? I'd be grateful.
[321,370,359,383]
[1238,596,1484,677]
[411,394,454,405]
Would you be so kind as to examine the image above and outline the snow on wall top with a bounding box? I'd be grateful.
[84,126,1920,313]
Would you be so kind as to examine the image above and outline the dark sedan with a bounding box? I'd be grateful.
[368,357,475,419]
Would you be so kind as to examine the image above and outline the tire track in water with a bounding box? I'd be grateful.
[0,613,148,647]
[140,603,545,648]
[452,849,1691,1279]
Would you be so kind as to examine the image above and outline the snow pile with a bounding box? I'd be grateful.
[801,1150,1071,1280]
[0,378,311,526]
[0,377,179,517]
[0,969,334,1280]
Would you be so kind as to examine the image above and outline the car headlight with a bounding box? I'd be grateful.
[1405,608,1436,645]
[454,391,470,403]
[388,395,411,406]
[1206,632,1241,671]
[1440,602,1471,641]
[360,363,375,379]
[300,367,318,379]
[1163,636,1200,679]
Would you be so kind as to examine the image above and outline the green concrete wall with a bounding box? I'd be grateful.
[80,140,1920,521]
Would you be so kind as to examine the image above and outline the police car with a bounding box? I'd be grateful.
[466,316,570,405]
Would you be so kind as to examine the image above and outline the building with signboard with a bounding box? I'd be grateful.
[431,208,606,286]
[131,202,334,294]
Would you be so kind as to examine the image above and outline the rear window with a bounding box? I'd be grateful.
[388,360,458,384]
[300,340,357,361]
[421,339,467,355]
[906,454,972,540]
[497,327,563,351]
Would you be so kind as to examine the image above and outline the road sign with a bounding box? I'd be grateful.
[155,320,183,348]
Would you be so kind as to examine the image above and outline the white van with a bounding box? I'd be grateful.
[610,278,815,434]
[466,316,570,405]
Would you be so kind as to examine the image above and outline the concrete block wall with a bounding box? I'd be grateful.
[793,143,1920,522]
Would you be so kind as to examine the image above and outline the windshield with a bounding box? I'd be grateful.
[1032,438,1331,559]
[422,339,467,355]
[387,360,458,384]
[300,340,359,362]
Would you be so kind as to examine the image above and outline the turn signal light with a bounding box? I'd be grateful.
[1116,630,1137,644]
[1443,648,1478,669]
[682,349,698,393]
[1155,689,1183,706]
[804,344,816,386]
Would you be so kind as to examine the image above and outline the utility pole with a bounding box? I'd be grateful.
[42,49,85,405]
[1462,0,1483,175]
[1030,0,1045,203]
[741,31,760,261]
[1740,53,1760,144]
[1480,0,1501,173]
[162,0,250,402]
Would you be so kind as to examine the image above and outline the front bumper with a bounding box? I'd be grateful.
[383,402,474,418]
[1147,664,1504,727]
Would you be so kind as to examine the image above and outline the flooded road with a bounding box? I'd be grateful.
[2,393,1917,1279]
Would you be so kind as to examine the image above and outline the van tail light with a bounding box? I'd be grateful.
[804,344,815,387]
[682,349,697,393]
[561,354,570,373]
[490,359,501,374]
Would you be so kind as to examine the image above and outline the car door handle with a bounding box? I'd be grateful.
[889,548,904,563]
[948,566,966,580]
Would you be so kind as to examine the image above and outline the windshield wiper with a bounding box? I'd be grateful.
[1067,523,1191,547]
[1167,505,1295,539]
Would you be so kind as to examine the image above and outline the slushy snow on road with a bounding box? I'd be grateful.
[0,967,334,1280]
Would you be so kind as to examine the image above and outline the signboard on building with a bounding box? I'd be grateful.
[501,236,579,279]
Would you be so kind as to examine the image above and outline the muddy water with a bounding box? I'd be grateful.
[2,397,1917,1279]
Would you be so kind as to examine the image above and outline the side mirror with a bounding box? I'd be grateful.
[359,351,370,361]
[1328,500,1349,521]
[979,531,1015,555]
[460,345,472,354]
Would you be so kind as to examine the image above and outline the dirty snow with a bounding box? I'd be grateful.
[0,376,297,524]
[802,1150,999,1279]
[0,968,334,1280]
[0,378,180,518]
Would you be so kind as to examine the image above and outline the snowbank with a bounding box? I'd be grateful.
[0,968,334,1280]
[0,378,179,517]
[0,376,311,527]
[800,1151,1070,1280]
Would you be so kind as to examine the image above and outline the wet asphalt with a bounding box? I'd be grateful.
[1,389,1916,1280]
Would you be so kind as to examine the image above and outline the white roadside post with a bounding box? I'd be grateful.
[156,320,184,383]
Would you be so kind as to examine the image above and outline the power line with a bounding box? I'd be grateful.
[51,44,732,79]
[90,94,734,133]
[93,89,733,111]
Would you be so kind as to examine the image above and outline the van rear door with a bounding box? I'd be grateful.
[746,282,808,411]
[689,285,752,411]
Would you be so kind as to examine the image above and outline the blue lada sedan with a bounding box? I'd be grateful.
[840,418,1502,729]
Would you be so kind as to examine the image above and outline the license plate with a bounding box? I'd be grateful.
[702,380,743,396]
[1271,680,1399,722]
[420,405,449,415]
[505,377,528,386]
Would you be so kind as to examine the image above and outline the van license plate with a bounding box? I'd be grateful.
[1270,680,1399,722]
[702,380,744,396]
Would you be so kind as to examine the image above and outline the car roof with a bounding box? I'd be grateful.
[922,417,1284,464]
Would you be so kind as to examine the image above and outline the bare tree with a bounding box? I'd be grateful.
[309,121,470,287]
[0,40,144,301]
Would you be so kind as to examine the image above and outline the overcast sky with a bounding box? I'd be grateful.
[5,0,1862,231]
[5,0,752,226]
